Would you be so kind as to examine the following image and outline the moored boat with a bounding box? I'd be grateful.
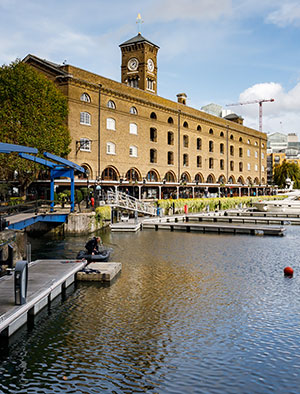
[76,246,112,262]
[253,191,300,214]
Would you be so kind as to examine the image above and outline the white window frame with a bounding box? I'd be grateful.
[106,117,116,131]
[107,100,116,109]
[255,164,258,171]
[106,142,116,155]
[80,112,91,125]
[129,145,138,157]
[248,163,251,171]
[80,93,91,103]
[79,138,91,152]
[130,106,138,115]
[129,123,138,135]
[255,151,258,158]
[247,149,250,157]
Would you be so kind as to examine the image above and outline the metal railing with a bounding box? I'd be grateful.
[106,191,156,216]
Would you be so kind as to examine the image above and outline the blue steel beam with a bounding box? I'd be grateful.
[18,153,57,168]
[43,152,85,173]
[0,143,38,154]
[8,214,68,230]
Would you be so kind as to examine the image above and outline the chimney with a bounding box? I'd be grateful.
[177,93,187,105]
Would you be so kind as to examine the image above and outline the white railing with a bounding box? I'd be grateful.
[106,190,156,216]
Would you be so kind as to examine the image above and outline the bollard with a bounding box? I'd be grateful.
[14,260,28,305]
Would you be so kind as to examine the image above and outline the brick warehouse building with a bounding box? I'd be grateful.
[24,33,268,199]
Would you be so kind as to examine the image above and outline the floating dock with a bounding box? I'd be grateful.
[0,259,85,338]
[110,222,141,232]
[76,262,122,282]
[142,217,285,236]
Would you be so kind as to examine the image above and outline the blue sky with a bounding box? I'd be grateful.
[1,0,300,136]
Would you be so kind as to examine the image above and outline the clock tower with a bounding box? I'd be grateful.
[119,33,159,94]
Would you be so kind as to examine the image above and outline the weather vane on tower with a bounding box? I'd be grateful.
[136,13,144,34]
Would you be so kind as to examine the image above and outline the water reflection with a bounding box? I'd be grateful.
[1,228,300,393]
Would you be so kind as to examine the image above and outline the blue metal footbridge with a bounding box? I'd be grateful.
[0,142,86,230]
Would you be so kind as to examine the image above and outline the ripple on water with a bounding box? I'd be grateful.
[1,228,300,393]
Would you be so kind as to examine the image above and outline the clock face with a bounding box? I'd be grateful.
[128,58,139,71]
[147,59,154,72]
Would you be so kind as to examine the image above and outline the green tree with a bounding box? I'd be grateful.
[0,59,71,196]
[273,160,300,188]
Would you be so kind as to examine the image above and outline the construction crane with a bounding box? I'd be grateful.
[226,99,274,132]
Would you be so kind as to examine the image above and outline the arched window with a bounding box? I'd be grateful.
[128,77,139,88]
[150,127,157,142]
[239,162,243,171]
[126,168,141,182]
[80,93,91,103]
[183,121,188,128]
[129,145,138,157]
[195,173,204,183]
[230,134,234,140]
[165,171,176,182]
[239,137,243,142]
[230,145,234,156]
[101,167,118,181]
[150,112,157,120]
[207,174,214,183]
[106,118,116,130]
[209,158,214,169]
[150,149,157,163]
[129,123,138,135]
[197,125,202,131]
[230,161,234,171]
[218,175,226,184]
[197,155,202,168]
[181,172,191,182]
[228,176,235,184]
[183,135,189,148]
[209,128,214,134]
[239,147,243,157]
[168,131,174,145]
[130,106,138,115]
[168,117,174,124]
[183,154,189,167]
[106,142,115,155]
[220,131,224,137]
[209,140,214,152]
[238,176,244,184]
[168,151,174,165]
[220,143,224,154]
[147,170,158,182]
[80,112,91,125]
[220,159,224,170]
[107,100,116,109]
[197,138,202,150]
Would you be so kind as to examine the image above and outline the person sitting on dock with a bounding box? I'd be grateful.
[85,236,102,255]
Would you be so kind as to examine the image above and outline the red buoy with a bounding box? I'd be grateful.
[284,267,294,277]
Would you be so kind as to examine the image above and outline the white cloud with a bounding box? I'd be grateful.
[236,82,300,134]
[266,2,300,27]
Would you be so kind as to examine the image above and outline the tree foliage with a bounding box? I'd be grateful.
[0,59,71,195]
[273,160,300,188]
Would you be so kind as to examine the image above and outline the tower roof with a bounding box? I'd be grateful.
[119,33,159,49]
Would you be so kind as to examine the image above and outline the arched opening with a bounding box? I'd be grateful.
[79,163,93,179]
[146,170,160,182]
[197,125,202,131]
[183,121,189,128]
[254,177,259,185]
[168,117,174,124]
[101,166,119,181]
[195,173,204,183]
[125,168,141,182]
[180,172,191,183]
[164,171,177,183]
[150,112,157,119]
[228,175,236,184]
[218,175,226,184]
[206,174,216,183]
[237,176,245,184]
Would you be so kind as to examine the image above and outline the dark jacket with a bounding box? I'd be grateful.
[85,237,99,254]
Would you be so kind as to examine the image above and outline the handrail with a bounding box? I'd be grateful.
[106,191,156,216]
[0,199,59,217]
